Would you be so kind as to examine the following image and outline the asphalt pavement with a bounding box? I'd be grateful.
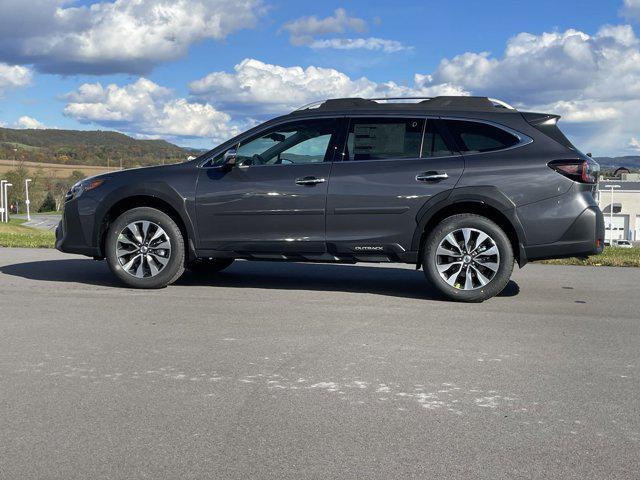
[0,248,638,479]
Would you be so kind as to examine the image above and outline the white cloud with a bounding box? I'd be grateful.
[0,63,32,95]
[281,8,409,54]
[628,137,640,151]
[15,116,47,129]
[0,0,264,74]
[430,27,640,104]
[282,8,367,46]
[416,25,640,155]
[536,100,621,123]
[189,58,467,115]
[309,37,411,53]
[621,0,640,21]
[64,78,239,141]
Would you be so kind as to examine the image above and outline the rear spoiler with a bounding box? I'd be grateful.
[520,112,561,126]
[520,112,575,150]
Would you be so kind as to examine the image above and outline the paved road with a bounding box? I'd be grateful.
[0,248,638,479]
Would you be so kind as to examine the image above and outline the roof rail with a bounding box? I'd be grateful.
[294,96,517,112]
[294,100,325,111]
[488,98,516,110]
[368,97,433,102]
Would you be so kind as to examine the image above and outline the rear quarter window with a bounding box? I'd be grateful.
[444,120,520,153]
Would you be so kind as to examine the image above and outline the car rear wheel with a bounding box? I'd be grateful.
[105,207,185,288]
[423,214,514,302]
[187,258,234,275]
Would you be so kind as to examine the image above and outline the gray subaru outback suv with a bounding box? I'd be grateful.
[56,96,604,302]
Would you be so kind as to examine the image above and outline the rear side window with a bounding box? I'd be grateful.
[444,120,519,153]
[345,118,424,161]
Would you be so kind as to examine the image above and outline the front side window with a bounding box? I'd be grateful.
[234,119,337,166]
[345,118,424,161]
[444,120,520,153]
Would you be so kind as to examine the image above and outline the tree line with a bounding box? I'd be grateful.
[2,162,85,213]
[0,127,201,169]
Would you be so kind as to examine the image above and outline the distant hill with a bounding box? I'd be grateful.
[0,127,202,168]
[595,156,640,170]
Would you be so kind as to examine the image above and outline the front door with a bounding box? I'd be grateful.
[196,118,342,253]
[326,117,464,255]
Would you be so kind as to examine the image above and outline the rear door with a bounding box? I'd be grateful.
[326,116,464,256]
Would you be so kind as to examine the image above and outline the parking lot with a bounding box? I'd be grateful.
[0,248,639,479]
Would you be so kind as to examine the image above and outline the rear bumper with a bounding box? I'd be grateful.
[55,201,101,258]
[524,206,605,261]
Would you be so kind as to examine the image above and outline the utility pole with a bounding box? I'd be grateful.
[25,178,32,221]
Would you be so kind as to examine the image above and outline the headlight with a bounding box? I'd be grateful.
[67,178,105,201]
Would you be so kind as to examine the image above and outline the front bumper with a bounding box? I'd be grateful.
[524,206,605,261]
[55,200,101,257]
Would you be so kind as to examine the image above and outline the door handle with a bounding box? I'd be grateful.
[416,171,449,182]
[295,176,326,186]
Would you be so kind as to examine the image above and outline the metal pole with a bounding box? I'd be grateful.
[610,186,614,241]
[25,178,32,221]
[4,183,12,223]
[608,185,621,243]
[0,180,6,222]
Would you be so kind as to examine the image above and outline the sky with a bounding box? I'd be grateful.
[0,0,639,156]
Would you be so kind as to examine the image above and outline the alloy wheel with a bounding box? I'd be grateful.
[435,228,500,290]
[116,221,172,278]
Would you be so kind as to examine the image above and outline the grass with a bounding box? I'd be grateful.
[538,247,640,268]
[0,218,55,248]
[0,141,42,151]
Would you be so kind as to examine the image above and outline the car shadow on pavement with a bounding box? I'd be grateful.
[1,259,120,287]
[1,259,520,301]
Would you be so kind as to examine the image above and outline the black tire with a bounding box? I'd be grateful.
[422,214,514,302]
[105,207,185,288]
[187,258,234,275]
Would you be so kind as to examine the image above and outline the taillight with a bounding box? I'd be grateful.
[548,159,599,184]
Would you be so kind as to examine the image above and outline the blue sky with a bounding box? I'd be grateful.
[0,0,639,155]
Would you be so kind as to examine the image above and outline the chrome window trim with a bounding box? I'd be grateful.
[440,116,533,156]
[198,113,533,168]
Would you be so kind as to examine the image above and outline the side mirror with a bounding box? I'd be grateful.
[223,148,237,166]
[587,152,593,157]
[212,148,237,170]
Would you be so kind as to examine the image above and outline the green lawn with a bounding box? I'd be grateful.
[537,247,640,268]
[0,218,55,248]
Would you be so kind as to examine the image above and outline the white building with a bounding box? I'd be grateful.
[598,177,640,241]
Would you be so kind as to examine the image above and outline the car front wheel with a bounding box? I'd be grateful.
[423,214,514,302]
[105,207,185,288]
